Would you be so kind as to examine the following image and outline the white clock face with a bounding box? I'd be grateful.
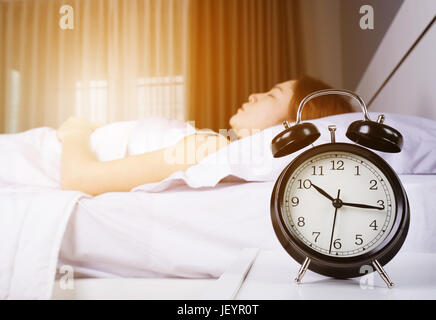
[282,151,396,258]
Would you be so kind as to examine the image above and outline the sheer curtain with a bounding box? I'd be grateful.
[0,0,303,133]
[0,0,189,133]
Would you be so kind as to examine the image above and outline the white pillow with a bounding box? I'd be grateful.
[90,117,197,162]
[238,111,436,178]
[134,112,436,192]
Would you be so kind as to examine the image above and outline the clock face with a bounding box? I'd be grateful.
[282,151,397,258]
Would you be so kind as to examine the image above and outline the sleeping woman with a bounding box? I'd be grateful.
[57,76,353,196]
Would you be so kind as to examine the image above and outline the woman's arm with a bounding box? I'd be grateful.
[58,117,228,196]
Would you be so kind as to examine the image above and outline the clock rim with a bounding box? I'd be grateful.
[270,142,410,279]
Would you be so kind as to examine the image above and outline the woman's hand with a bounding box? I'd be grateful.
[57,116,102,142]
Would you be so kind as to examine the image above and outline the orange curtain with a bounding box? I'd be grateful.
[186,0,304,132]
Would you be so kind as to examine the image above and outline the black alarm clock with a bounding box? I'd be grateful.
[270,89,410,288]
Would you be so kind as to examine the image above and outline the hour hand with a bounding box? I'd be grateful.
[311,183,334,201]
[341,202,384,210]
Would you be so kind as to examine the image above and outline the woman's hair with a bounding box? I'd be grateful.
[288,76,354,121]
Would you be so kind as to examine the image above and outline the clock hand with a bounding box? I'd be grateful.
[341,202,384,210]
[328,189,341,254]
[311,183,334,202]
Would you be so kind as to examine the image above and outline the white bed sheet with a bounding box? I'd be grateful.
[58,175,436,280]
[58,181,278,279]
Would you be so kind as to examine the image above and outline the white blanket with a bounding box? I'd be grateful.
[0,118,202,299]
[0,187,85,299]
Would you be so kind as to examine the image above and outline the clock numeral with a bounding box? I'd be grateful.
[297,216,305,227]
[330,160,344,171]
[297,179,312,189]
[377,200,385,210]
[311,166,324,176]
[369,179,378,190]
[312,231,320,242]
[333,239,342,249]
[354,165,360,176]
[291,197,299,207]
[370,220,378,231]
[355,234,363,245]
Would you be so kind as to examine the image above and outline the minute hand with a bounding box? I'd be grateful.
[341,202,384,210]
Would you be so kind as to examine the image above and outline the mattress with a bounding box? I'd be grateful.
[57,175,436,279]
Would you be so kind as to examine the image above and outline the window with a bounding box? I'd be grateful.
[137,75,185,121]
[8,70,20,133]
[75,76,184,123]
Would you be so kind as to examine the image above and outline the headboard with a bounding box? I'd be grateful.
[356,0,436,120]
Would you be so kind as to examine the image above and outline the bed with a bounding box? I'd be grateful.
[47,110,436,300]
[51,0,436,300]
[2,112,435,299]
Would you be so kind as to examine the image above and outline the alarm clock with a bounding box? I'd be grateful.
[270,89,410,288]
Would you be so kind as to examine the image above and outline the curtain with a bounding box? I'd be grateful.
[187,0,304,132]
[0,0,303,134]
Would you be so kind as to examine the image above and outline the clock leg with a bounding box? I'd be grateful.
[372,260,394,288]
[295,257,311,284]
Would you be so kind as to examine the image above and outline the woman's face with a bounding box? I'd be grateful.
[229,80,295,138]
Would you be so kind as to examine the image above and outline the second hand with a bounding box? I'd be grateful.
[328,189,341,254]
